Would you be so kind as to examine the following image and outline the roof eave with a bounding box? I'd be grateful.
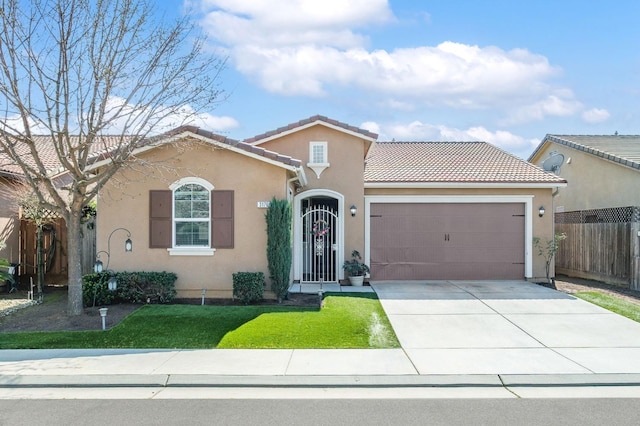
[86,129,303,174]
[364,182,568,189]
[249,120,377,145]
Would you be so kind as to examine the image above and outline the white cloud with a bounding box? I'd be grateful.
[373,120,536,158]
[502,94,583,125]
[200,0,393,48]
[582,108,610,123]
[360,121,380,135]
[102,96,238,135]
[194,0,580,124]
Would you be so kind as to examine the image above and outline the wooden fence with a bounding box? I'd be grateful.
[555,206,640,290]
[19,217,96,283]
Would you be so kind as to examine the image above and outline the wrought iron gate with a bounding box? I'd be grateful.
[302,205,338,283]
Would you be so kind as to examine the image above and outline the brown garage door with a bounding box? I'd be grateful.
[370,203,525,280]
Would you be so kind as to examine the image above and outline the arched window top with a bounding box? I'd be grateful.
[169,177,214,191]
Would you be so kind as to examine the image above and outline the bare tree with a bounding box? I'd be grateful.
[0,0,225,314]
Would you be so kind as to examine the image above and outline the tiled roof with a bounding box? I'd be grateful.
[169,126,302,168]
[365,141,566,184]
[244,115,378,144]
[0,127,302,178]
[0,135,128,177]
[533,135,640,171]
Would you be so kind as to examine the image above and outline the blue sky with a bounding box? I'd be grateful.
[168,0,640,159]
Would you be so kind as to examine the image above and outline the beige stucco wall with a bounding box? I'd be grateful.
[257,125,371,267]
[0,177,20,264]
[364,186,557,282]
[97,140,292,299]
[530,142,640,211]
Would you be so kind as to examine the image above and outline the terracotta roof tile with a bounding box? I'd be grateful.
[244,115,378,144]
[365,141,566,184]
[1,126,304,178]
[0,134,129,176]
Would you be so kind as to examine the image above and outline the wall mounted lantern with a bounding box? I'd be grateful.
[539,206,546,217]
[350,205,357,217]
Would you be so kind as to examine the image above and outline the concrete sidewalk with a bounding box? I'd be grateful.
[2,280,640,391]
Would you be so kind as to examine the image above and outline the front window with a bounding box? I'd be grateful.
[174,183,210,247]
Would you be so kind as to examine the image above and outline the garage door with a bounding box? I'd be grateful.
[369,203,525,280]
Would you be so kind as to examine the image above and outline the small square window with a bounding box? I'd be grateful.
[309,142,327,164]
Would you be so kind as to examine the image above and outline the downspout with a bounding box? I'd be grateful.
[286,167,307,195]
[551,186,561,282]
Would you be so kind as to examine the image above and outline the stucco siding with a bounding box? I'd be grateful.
[97,141,291,299]
[258,125,368,263]
[531,142,640,211]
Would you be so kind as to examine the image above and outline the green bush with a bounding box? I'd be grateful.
[116,271,177,304]
[233,272,265,305]
[265,197,292,302]
[82,271,177,306]
[82,273,117,307]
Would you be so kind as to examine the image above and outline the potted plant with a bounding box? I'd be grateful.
[342,250,369,286]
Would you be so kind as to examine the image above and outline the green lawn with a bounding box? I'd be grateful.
[575,292,640,322]
[0,293,399,349]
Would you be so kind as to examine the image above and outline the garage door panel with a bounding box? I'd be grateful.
[370,202,525,280]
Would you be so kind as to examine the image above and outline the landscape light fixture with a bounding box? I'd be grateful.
[93,227,133,272]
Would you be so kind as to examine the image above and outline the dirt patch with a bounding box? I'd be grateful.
[545,275,640,306]
[0,287,322,333]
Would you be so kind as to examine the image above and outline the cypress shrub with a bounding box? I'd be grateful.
[265,197,292,302]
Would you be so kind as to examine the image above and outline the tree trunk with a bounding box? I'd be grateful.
[66,211,84,315]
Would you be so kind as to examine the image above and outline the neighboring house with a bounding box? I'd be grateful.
[528,135,640,289]
[96,116,566,299]
[528,135,640,213]
[0,172,20,265]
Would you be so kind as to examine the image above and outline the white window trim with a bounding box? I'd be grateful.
[168,247,216,256]
[169,177,215,255]
[307,141,329,178]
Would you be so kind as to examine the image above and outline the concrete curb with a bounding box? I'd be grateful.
[3,374,640,389]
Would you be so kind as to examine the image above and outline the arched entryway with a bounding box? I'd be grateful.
[293,190,344,283]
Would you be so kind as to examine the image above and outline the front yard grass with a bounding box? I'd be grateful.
[575,292,640,323]
[0,293,400,349]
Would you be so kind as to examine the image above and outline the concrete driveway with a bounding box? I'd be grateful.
[372,280,640,375]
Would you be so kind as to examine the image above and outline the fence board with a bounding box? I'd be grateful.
[556,222,630,287]
[19,218,96,282]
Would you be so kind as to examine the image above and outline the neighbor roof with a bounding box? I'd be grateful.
[530,135,640,171]
[244,115,378,145]
[365,141,566,185]
[0,135,128,177]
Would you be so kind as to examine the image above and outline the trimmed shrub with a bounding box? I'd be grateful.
[82,273,117,307]
[233,272,265,305]
[82,271,177,306]
[265,197,292,302]
[116,271,177,304]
